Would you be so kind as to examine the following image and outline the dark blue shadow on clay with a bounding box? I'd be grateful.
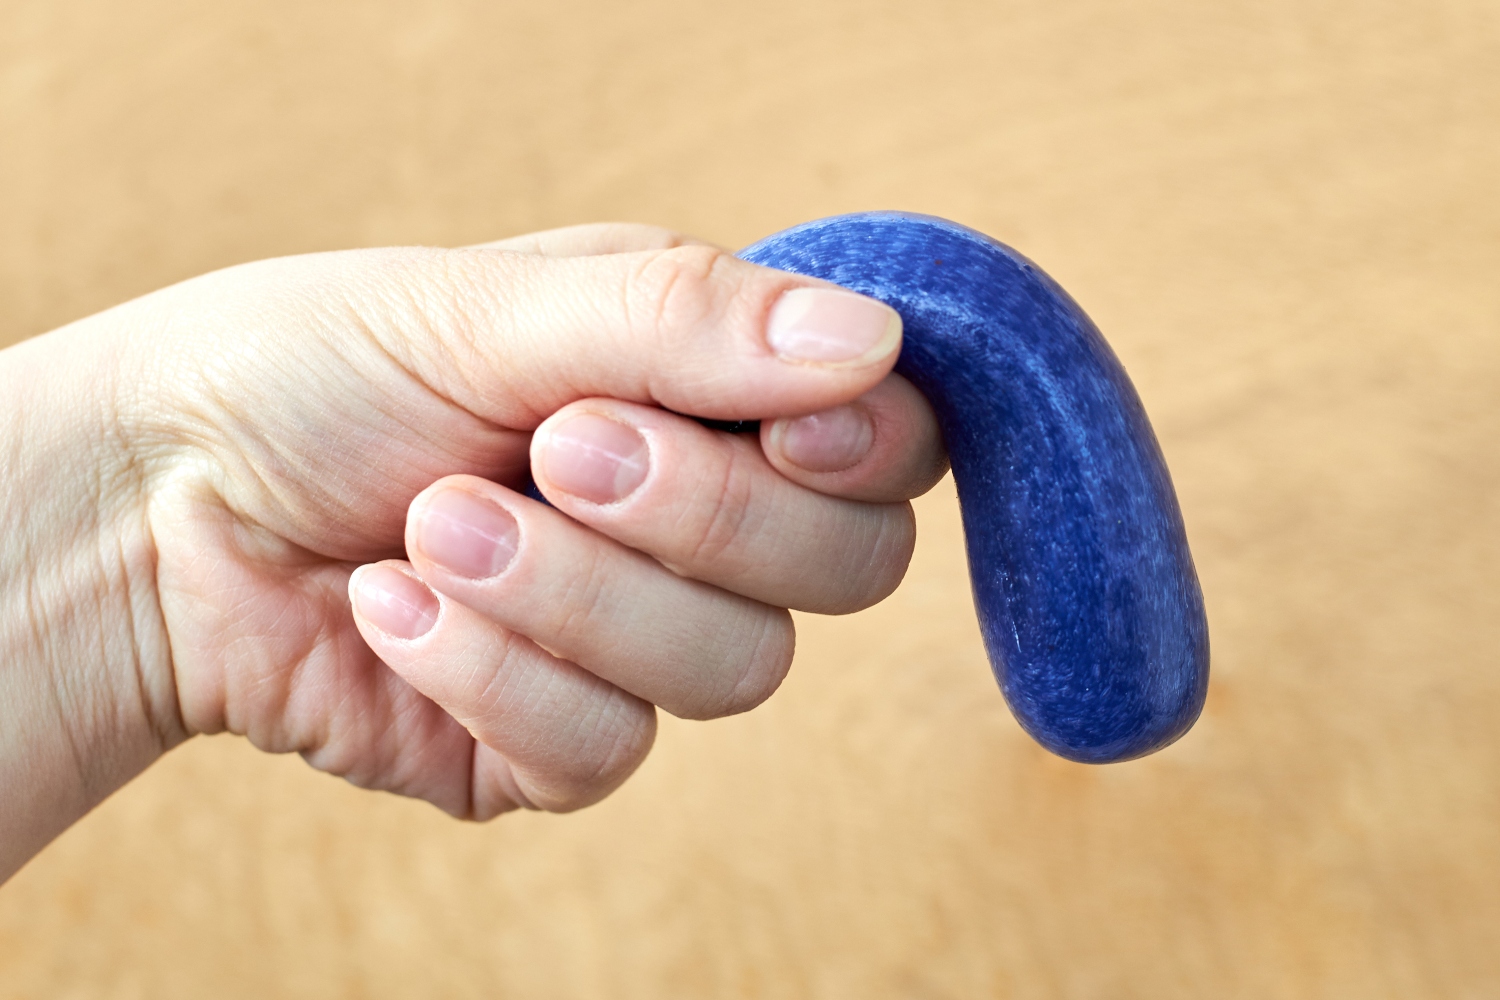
[740,212,1208,763]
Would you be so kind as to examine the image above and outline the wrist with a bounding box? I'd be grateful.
[0,307,184,882]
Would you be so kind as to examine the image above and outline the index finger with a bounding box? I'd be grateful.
[466,222,716,257]
[761,372,950,503]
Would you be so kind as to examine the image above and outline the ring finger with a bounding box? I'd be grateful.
[402,475,797,721]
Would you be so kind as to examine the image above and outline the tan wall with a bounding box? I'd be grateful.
[2,1,1497,996]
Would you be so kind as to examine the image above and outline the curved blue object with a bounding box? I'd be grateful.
[740,213,1208,763]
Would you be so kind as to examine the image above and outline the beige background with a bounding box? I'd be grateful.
[2,1,1498,996]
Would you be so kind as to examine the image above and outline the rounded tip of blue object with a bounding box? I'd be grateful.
[741,212,1210,765]
[1027,671,1209,764]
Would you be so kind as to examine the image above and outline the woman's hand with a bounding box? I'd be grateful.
[0,224,947,880]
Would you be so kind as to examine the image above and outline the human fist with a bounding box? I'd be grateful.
[2,223,950,863]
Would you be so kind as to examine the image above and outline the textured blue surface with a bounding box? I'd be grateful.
[740,213,1208,763]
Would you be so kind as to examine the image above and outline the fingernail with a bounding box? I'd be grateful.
[772,404,876,473]
[415,488,520,579]
[352,565,439,640]
[766,288,902,366]
[540,413,650,504]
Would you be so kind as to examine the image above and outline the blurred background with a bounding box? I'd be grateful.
[2,1,1497,996]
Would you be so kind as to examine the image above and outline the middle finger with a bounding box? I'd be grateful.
[529,400,917,615]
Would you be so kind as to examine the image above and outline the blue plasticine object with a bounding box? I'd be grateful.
[740,213,1208,763]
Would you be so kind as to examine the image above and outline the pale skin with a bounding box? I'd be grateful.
[0,223,948,883]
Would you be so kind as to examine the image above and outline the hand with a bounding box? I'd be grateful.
[0,223,947,879]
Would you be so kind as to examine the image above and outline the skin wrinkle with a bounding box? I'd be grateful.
[287,586,371,762]
[547,711,623,801]
[624,246,730,385]
[404,713,475,806]
[545,538,620,662]
[441,249,536,370]
[680,600,787,719]
[262,568,361,754]
[333,664,440,791]
[465,626,538,737]
[98,351,188,753]
[703,590,769,654]
[109,530,170,756]
[306,669,415,792]
[5,351,153,811]
[620,250,675,355]
[221,625,301,743]
[33,546,142,815]
[418,476,786,722]
[205,351,375,526]
[165,348,321,536]
[147,487,224,735]
[505,263,586,425]
[638,252,764,418]
[333,273,534,480]
[352,703,471,814]
[194,532,331,744]
[169,264,512,556]
[679,437,764,575]
[201,389,452,562]
[346,251,493,407]
[578,560,668,667]
[613,416,911,616]
[812,513,890,612]
[22,570,92,815]
[447,628,496,719]
[709,266,782,408]
[556,672,630,768]
[377,248,562,430]
[665,591,774,706]
[294,634,416,786]
[873,502,919,595]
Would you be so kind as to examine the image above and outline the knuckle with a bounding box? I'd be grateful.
[466,631,534,722]
[546,542,614,641]
[624,244,737,341]
[681,445,765,569]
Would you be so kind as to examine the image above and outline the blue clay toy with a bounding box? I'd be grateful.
[740,213,1208,763]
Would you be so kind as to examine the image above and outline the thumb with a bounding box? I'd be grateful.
[335,243,903,429]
